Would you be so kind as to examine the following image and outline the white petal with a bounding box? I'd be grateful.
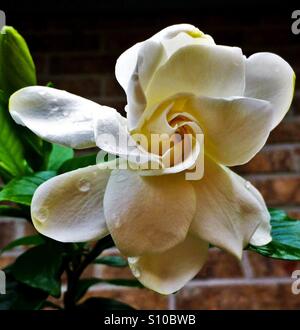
[31,164,112,242]
[94,111,161,166]
[116,24,215,130]
[146,44,245,106]
[103,170,196,256]
[191,157,269,259]
[249,186,272,246]
[115,24,212,93]
[128,234,208,294]
[9,86,117,149]
[188,95,273,166]
[245,52,295,129]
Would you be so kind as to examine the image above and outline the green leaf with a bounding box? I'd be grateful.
[0,26,36,96]
[0,205,25,217]
[75,278,142,302]
[77,297,135,310]
[0,270,48,310]
[1,234,45,254]
[58,153,97,173]
[248,209,300,260]
[0,98,29,177]
[47,144,74,171]
[0,171,56,205]
[10,242,64,297]
[94,255,128,267]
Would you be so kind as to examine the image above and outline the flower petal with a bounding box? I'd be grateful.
[103,170,196,256]
[245,52,295,129]
[191,157,270,259]
[248,185,272,246]
[115,24,212,93]
[116,24,215,130]
[146,44,245,106]
[9,86,117,149]
[188,95,273,166]
[94,111,161,166]
[31,164,112,242]
[128,234,208,294]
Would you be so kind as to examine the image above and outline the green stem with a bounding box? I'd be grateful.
[63,236,114,309]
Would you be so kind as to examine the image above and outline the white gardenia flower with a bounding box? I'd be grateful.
[9,24,295,294]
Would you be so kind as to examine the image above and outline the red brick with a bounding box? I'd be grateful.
[248,251,300,277]
[176,284,300,309]
[102,75,124,98]
[34,54,49,75]
[50,54,115,75]
[0,221,17,249]
[197,249,243,279]
[235,147,296,174]
[39,77,101,98]
[268,118,300,144]
[0,256,16,269]
[251,176,300,206]
[27,33,102,52]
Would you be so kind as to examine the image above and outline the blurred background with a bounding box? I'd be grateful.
[0,0,300,309]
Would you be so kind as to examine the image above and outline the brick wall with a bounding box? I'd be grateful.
[1,2,300,309]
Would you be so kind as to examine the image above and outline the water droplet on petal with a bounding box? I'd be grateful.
[51,106,59,112]
[38,91,46,96]
[37,207,49,223]
[77,178,91,192]
[244,180,251,190]
[62,109,68,117]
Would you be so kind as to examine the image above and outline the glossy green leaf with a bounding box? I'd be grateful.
[77,297,135,310]
[58,153,97,173]
[248,209,300,260]
[0,171,56,205]
[0,270,48,310]
[0,98,29,177]
[1,234,45,254]
[47,144,74,171]
[94,255,128,267]
[11,242,64,297]
[0,26,36,96]
[75,278,142,302]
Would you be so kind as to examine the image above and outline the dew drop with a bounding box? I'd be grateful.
[37,207,49,223]
[244,180,251,190]
[62,110,68,117]
[51,106,59,112]
[77,178,91,192]
[38,91,46,96]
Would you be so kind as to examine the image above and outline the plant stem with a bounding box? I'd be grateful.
[63,236,114,309]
